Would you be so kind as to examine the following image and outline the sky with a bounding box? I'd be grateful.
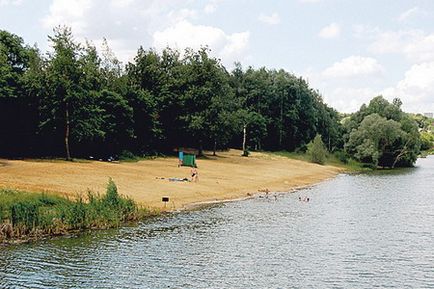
[1,0,434,114]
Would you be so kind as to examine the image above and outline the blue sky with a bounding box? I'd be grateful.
[1,0,434,113]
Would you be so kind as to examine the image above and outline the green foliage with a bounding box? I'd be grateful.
[1,27,345,159]
[2,27,427,172]
[104,178,120,208]
[118,150,138,160]
[333,150,349,164]
[0,179,143,241]
[420,131,434,150]
[11,201,39,230]
[344,97,421,168]
[0,30,30,98]
[306,134,327,165]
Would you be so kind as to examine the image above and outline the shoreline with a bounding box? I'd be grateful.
[177,177,339,212]
[1,174,340,246]
[0,149,344,244]
[0,149,344,211]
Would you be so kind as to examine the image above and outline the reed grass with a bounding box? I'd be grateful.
[0,179,152,242]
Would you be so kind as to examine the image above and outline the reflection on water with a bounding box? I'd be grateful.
[1,157,434,288]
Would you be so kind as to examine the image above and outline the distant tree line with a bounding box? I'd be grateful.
[0,27,426,167]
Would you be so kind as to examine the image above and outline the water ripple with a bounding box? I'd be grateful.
[1,156,434,288]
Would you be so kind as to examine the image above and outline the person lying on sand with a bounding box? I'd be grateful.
[169,177,190,182]
[155,177,190,182]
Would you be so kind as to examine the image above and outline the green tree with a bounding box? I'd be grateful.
[307,134,327,165]
[97,89,134,154]
[420,131,434,150]
[344,97,420,168]
[180,48,235,155]
[41,26,104,159]
[0,30,30,98]
[345,114,401,167]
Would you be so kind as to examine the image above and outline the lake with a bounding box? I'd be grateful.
[1,156,433,288]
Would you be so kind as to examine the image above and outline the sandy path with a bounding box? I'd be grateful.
[0,150,342,211]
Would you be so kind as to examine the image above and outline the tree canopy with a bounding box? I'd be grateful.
[344,96,420,167]
[0,28,425,168]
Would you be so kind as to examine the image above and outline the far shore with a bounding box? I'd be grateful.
[0,149,343,212]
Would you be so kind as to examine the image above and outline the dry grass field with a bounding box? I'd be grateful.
[0,150,342,211]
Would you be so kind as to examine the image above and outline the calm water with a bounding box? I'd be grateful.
[1,157,433,288]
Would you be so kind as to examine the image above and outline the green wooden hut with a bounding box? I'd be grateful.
[176,147,198,167]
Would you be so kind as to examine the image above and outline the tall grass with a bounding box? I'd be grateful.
[0,179,151,242]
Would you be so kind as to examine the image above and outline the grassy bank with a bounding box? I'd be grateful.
[0,179,153,243]
[272,151,367,172]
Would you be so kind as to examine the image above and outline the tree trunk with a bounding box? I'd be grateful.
[279,94,283,148]
[392,139,410,168]
[213,139,217,156]
[242,124,247,156]
[198,139,203,156]
[65,102,71,161]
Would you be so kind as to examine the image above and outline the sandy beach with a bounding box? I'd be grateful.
[0,149,342,211]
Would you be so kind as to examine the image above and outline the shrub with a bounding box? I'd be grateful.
[334,150,349,164]
[119,150,137,161]
[103,178,120,208]
[306,134,327,165]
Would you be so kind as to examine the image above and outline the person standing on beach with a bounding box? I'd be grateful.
[191,167,198,182]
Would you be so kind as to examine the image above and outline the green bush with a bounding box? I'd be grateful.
[334,150,349,164]
[306,134,327,165]
[104,178,121,208]
[119,150,138,161]
[420,131,434,151]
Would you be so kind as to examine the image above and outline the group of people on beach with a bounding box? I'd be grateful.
[299,196,310,202]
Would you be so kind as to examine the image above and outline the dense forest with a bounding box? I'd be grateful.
[0,27,431,167]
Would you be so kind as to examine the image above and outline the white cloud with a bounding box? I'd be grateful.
[299,0,322,3]
[319,23,340,39]
[41,0,245,65]
[352,24,380,39]
[204,0,222,14]
[398,6,424,22]
[322,56,383,78]
[382,62,434,112]
[0,0,23,6]
[368,29,422,54]
[325,87,377,113]
[41,0,93,34]
[404,34,434,63]
[258,13,280,25]
[110,0,135,9]
[369,29,434,63]
[168,8,197,23]
[152,20,249,65]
